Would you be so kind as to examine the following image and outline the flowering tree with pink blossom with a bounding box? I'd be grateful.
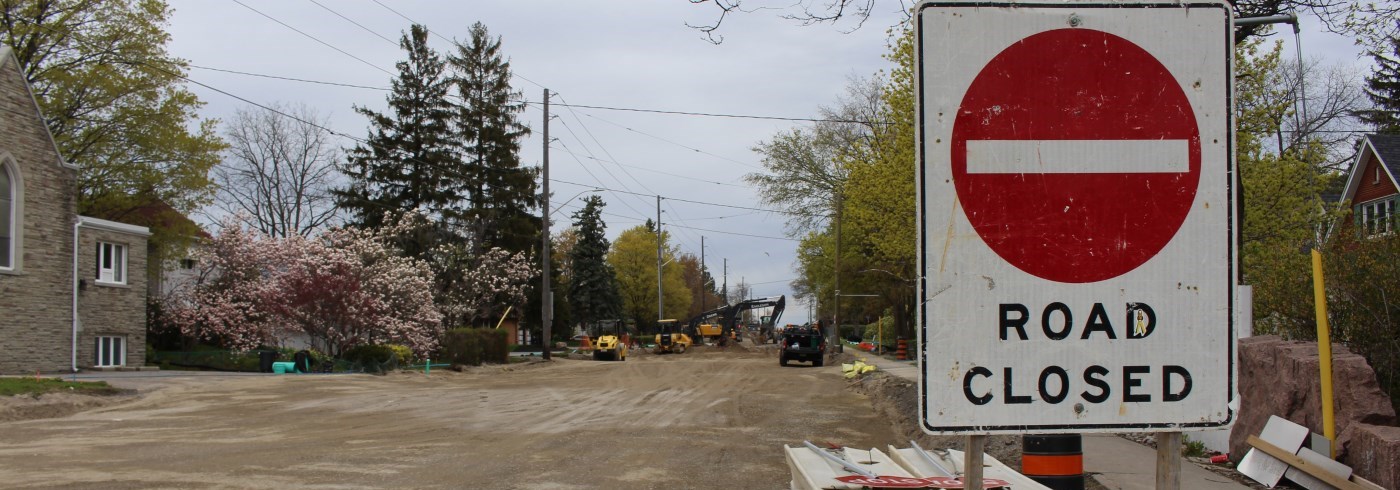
[164,215,443,356]
[432,242,537,328]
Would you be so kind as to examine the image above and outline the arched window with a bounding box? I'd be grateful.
[0,162,11,269]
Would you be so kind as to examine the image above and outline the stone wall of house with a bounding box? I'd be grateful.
[0,50,78,374]
[1230,335,1397,485]
[77,225,148,368]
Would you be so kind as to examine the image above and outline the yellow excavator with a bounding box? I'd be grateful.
[685,296,786,346]
[653,319,693,354]
[591,320,629,361]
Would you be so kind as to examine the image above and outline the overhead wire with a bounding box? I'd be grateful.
[368,0,548,90]
[579,111,764,170]
[230,0,392,77]
[305,0,398,46]
[549,145,748,188]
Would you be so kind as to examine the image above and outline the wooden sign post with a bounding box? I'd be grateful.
[964,435,985,490]
[1156,432,1181,489]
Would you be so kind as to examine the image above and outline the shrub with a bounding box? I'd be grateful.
[387,344,414,365]
[441,328,510,366]
[342,344,398,373]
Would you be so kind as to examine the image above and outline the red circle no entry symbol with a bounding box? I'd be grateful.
[951,28,1201,283]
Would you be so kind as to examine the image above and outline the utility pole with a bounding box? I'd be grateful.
[722,258,728,303]
[656,195,663,323]
[540,88,551,360]
[832,192,842,353]
[700,236,706,312]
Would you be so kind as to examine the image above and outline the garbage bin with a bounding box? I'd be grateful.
[271,361,297,374]
[258,350,278,373]
[293,350,312,373]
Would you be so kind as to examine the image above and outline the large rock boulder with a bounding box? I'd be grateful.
[1230,336,1395,465]
[1346,423,1400,489]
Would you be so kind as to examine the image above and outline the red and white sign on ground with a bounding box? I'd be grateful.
[917,1,1236,434]
[834,475,1012,489]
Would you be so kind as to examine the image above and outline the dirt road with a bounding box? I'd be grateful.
[0,346,899,489]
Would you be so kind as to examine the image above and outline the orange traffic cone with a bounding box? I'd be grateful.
[580,335,592,350]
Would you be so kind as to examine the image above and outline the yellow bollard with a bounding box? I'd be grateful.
[1311,249,1337,458]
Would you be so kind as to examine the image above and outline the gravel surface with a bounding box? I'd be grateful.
[0,344,903,489]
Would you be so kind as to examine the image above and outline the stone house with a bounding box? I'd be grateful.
[0,46,151,373]
[1339,133,1400,237]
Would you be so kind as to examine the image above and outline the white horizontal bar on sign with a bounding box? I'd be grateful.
[965,139,1189,174]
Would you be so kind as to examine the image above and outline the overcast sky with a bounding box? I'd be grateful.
[164,1,1370,325]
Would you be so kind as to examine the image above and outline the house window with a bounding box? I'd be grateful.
[0,163,11,269]
[179,258,197,270]
[1359,198,1397,237]
[96,241,126,284]
[94,336,125,367]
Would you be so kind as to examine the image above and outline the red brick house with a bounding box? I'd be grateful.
[0,46,151,373]
[1339,134,1400,237]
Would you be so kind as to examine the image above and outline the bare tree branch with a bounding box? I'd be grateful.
[214,102,341,238]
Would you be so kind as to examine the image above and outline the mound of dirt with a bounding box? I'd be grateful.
[843,365,1023,467]
[0,391,135,423]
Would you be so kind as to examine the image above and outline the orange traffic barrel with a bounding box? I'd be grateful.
[1022,434,1084,490]
[580,336,592,350]
[895,337,908,360]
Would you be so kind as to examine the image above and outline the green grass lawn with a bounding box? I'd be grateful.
[0,377,123,397]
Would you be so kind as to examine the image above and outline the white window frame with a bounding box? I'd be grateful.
[94,335,125,367]
[0,161,12,271]
[96,241,126,285]
[1359,198,1397,237]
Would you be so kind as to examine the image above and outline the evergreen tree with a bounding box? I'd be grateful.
[567,196,621,327]
[448,22,538,255]
[335,24,461,250]
[1361,36,1400,133]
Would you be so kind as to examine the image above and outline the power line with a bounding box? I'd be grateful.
[189,64,389,90]
[231,0,392,77]
[529,101,885,125]
[368,0,548,90]
[305,0,397,47]
[550,145,748,188]
[579,111,763,170]
[551,178,821,217]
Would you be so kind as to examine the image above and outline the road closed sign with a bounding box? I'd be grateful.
[916,1,1235,434]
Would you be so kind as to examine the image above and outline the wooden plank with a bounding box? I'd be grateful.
[1246,435,1366,490]
[1156,432,1181,490]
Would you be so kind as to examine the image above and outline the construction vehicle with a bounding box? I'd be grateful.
[591,320,629,361]
[684,295,786,346]
[652,319,693,354]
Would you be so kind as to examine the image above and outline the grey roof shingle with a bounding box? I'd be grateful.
[1370,134,1400,179]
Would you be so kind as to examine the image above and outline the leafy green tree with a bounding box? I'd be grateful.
[748,77,882,235]
[567,196,621,327]
[837,24,918,340]
[1360,35,1400,133]
[0,0,224,244]
[335,24,462,249]
[607,224,691,332]
[1234,38,1345,336]
[448,22,537,255]
[1323,230,1400,410]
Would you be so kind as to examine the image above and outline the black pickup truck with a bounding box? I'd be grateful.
[778,326,825,367]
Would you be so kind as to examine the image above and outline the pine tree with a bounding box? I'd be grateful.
[335,24,461,250]
[448,22,538,255]
[1361,36,1400,133]
[567,196,622,326]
